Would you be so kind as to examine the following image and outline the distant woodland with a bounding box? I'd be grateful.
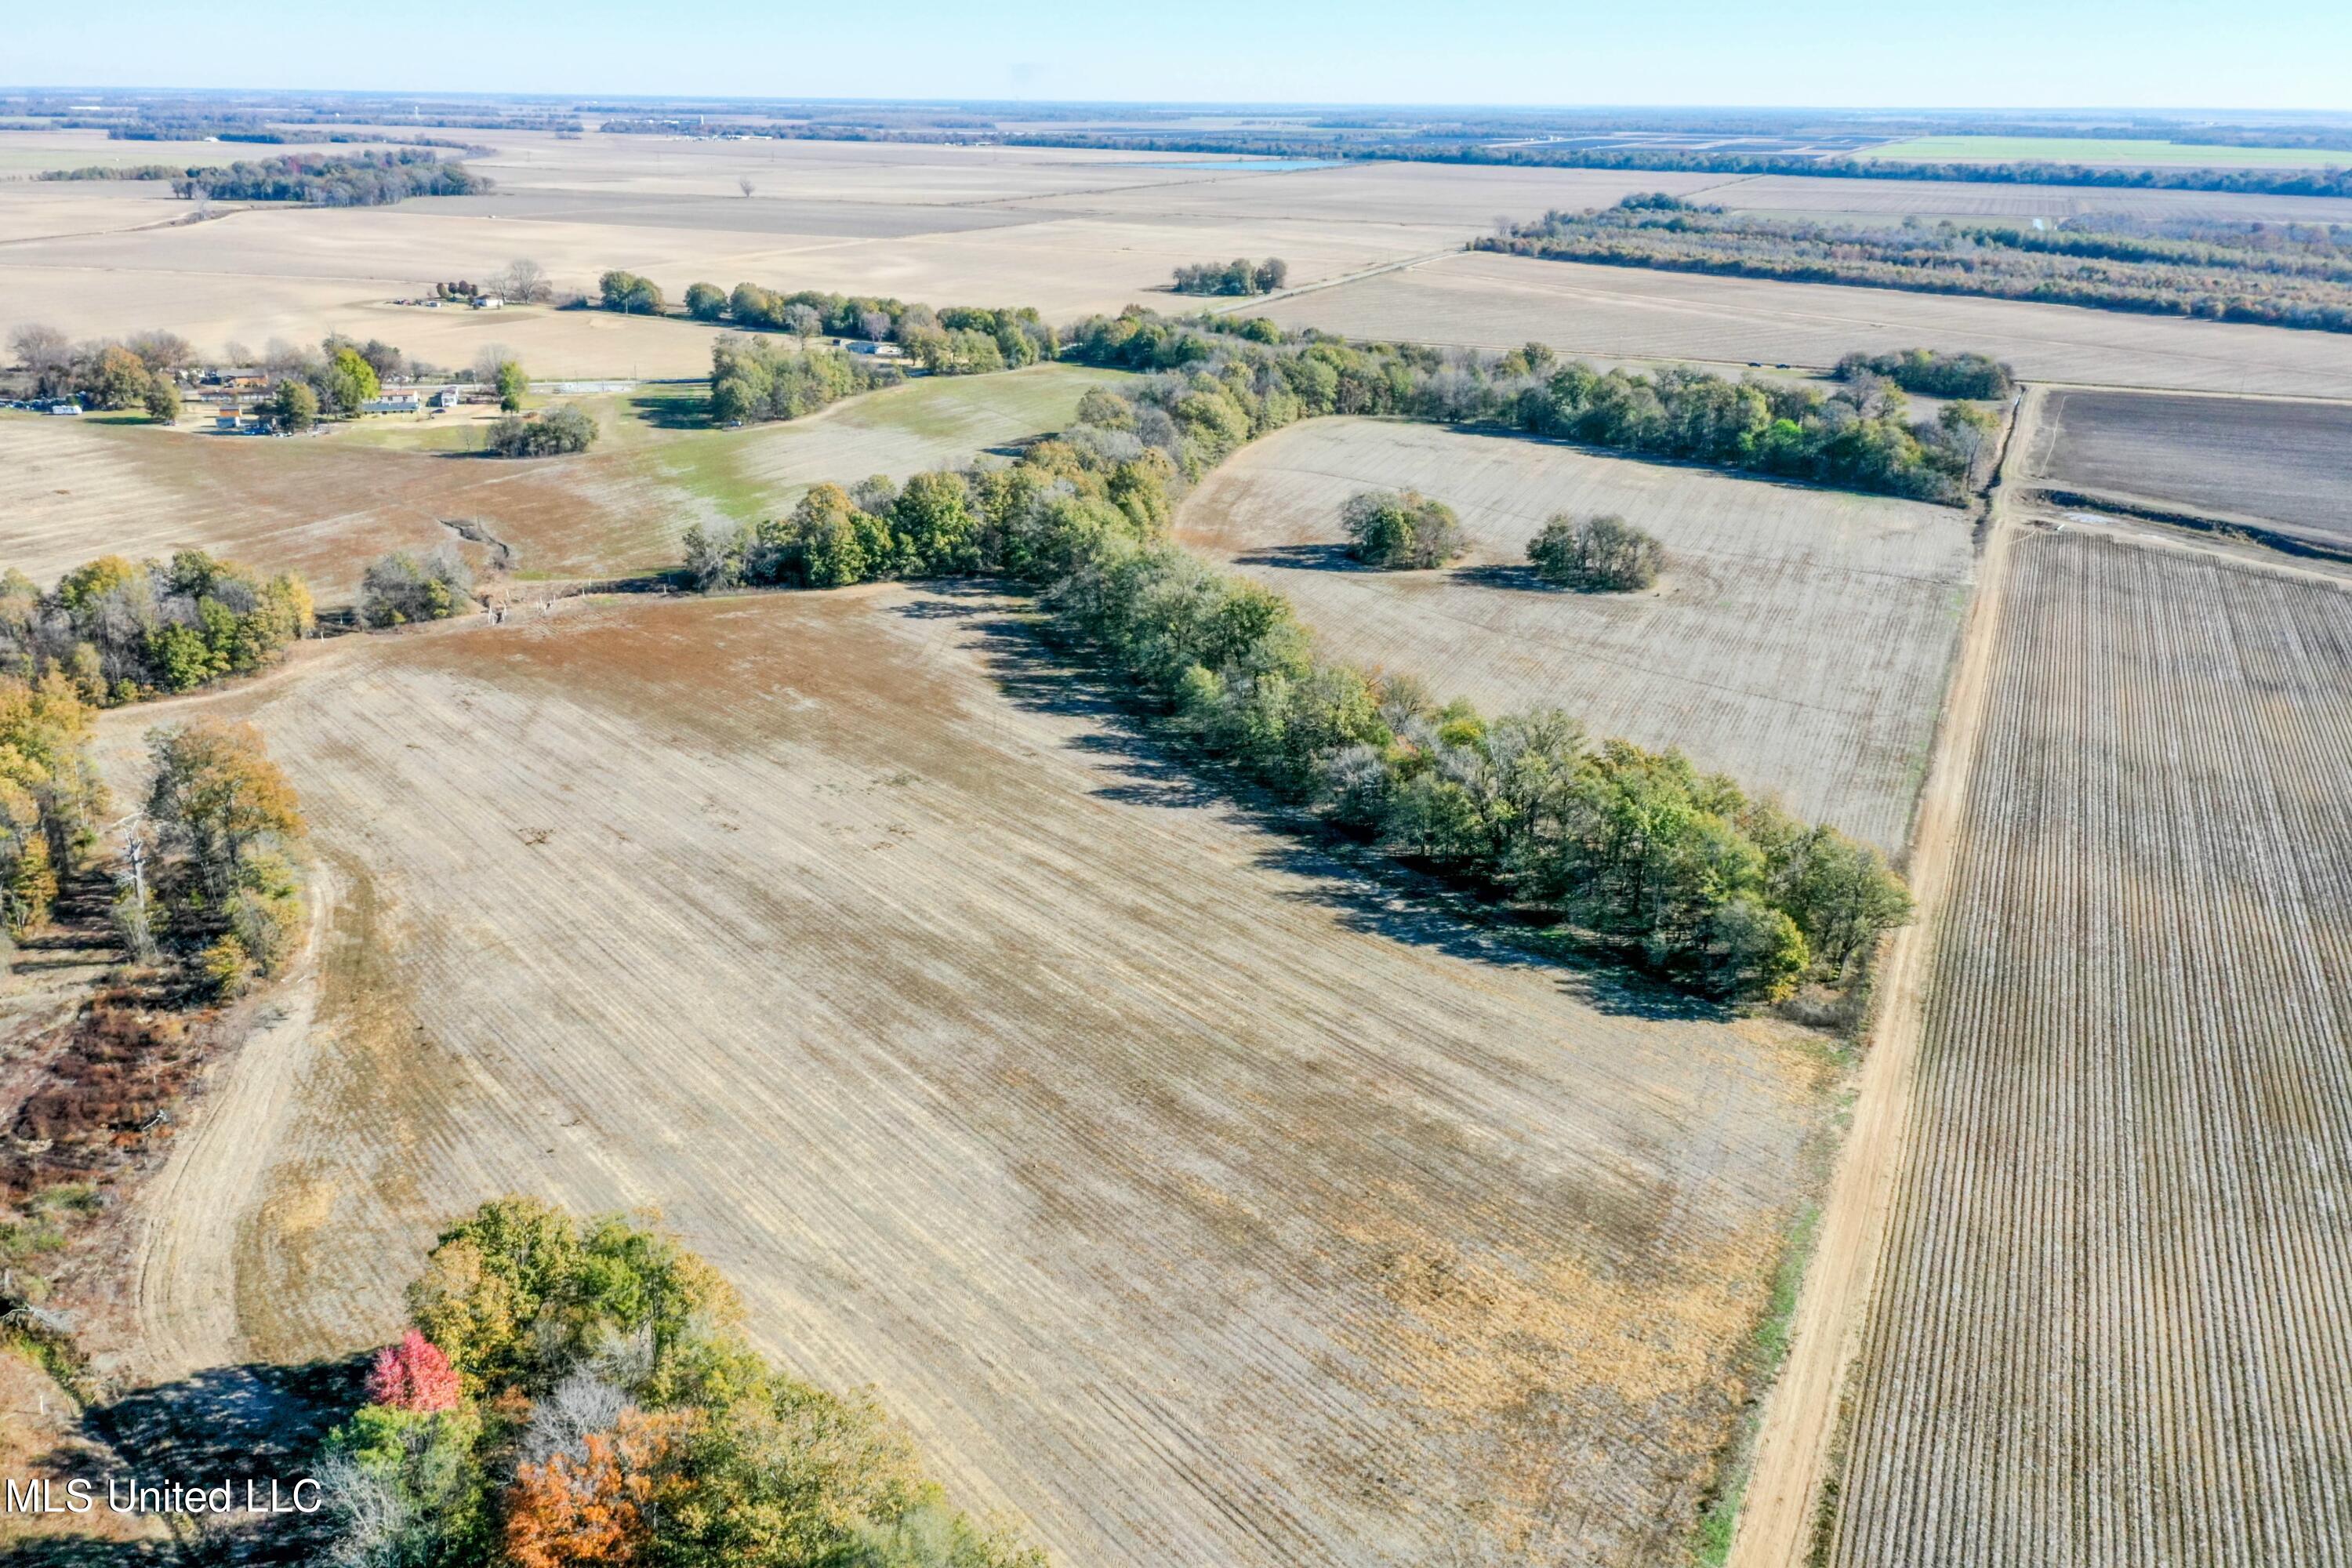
[169,149,489,205]
[1479,196,2352,332]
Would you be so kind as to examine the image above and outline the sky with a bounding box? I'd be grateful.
[5,0,2350,111]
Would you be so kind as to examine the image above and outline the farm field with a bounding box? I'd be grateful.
[1262,250,2352,397]
[0,363,1117,600]
[1174,418,1973,854]
[0,132,1727,370]
[2027,389,2352,550]
[1860,134,2347,167]
[93,586,1841,1568]
[1830,524,2352,1566]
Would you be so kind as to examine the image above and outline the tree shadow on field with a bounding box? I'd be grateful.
[1450,562,1557,594]
[627,389,718,430]
[1232,542,1365,572]
[891,583,1725,1024]
[70,1355,369,1566]
[0,1541,180,1565]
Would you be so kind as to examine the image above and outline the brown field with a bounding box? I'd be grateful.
[0,363,1118,601]
[1830,524,2352,1566]
[1262,250,2352,397]
[0,132,1752,373]
[94,587,1839,1568]
[1174,418,1974,853]
[2027,389,2352,549]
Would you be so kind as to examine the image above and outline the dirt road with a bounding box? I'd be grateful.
[1725,389,2038,1567]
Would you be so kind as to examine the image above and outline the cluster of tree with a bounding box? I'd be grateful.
[429,265,550,304]
[35,163,185,182]
[1529,514,1664,591]
[312,1197,1044,1568]
[361,546,477,626]
[0,674,105,946]
[597,270,665,314]
[7,324,200,418]
[680,332,1914,997]
[1832,348,2016,399]
[1478,202,2352,333]
[0,551,314,706]
[685,281,1059,370]
[1170,257,1289,296]
[1064,309,1985,503]
[171,149,488,206]
[1342,489,1464,569]
[133,719,306,995]
[707,334,902,426]
[487,405,597,457]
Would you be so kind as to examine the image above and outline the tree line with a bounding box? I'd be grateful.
[994,129,2352,200]
[681,314,1916,1000]
[1171,257,1289,296]
[309,1197,1044,1567]
[707,334,904,425]
[1479,198,2352,333]
[1065,309,1991,503]
[1831,348,2016,399]
[171,148,489,205]
[0,551,312,705]
[652,274,1062,378]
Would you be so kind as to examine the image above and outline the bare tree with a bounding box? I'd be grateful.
[783,303,822,345]
[858,309,892,343]
[738,175,756,198]
[9,323,72,395]
[497,258,551,303]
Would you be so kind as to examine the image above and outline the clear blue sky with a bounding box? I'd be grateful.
[6,0,2348,111]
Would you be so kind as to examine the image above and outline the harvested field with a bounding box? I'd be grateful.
[2028,389,2352,550]
[1832,526,2352,1566]
[1175,418,1974,853]
[0,364,1116,601]
[1263,250,2352,397]
[96,586,1840,1568]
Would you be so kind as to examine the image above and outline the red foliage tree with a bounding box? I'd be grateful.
[366,1329,463,1413]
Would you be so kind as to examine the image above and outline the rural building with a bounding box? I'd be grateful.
[472,295,504,310]
[433,387,460,409]
[364,394,423,414]
[215,412,241,431]
[45,402,82,416]
[848,340,903,358]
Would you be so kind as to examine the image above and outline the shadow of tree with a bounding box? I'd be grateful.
[64,1356,369,1566]
[891,584,1726,1024]
[1232,542,1365,572]
[1448,562,1556,593]
[626,390,717,431]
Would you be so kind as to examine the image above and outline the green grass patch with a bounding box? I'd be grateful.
[1689,1200,1823,1566]
[1863,136,2347,169]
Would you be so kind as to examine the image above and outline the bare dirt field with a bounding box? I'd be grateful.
[91,586,1841,1568]
[1174,418,1974,854]
[0,132,1762,372]
[2027,389,2352,549]
[1262,250,2352,397]
[1829,524,2352,1566]
[0,364,1117,601]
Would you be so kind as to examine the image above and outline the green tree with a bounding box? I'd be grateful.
[79,344,154,411]
[494,359,528,412]
[1528,514,1665,591]
[1341,489,1465,570]
[322,346,381,415]
[684,281,728,321]
[270,378,319,431]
